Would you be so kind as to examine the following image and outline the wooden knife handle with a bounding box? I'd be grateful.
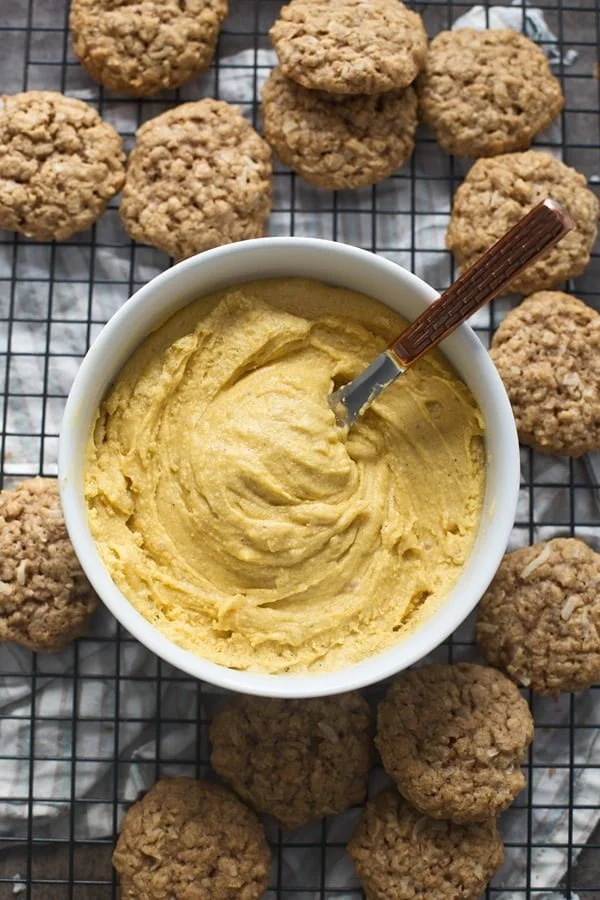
[390,199,573,368]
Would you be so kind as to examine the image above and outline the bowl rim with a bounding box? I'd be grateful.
[59,236,519,698]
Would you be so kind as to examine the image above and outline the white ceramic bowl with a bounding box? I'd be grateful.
[59,238,519,698]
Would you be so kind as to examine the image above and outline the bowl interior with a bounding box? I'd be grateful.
[59,238,519,697]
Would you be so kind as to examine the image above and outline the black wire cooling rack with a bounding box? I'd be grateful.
[0,1,599,897]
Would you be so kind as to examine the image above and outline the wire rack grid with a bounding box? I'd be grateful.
[0,0,599,897]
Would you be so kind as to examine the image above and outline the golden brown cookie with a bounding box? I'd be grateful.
[375,663,533,824]
[476,538,600,696]
[348,789,504,900]
[0,478,97,652]
[120,99,272,259]
[418,29,564,157]
[446,151,599,295]
[489,291,600,456]
[210,693,372,830]
[0,91,125,241]
[269,0,428,95]
[262,67,417,190]
[112,777,270,900]
[70,0,228,96]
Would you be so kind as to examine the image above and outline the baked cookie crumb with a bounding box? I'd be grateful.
[120,99,272,259]
[489,291,600,456]
[418,29,564,157]
[376,663,533,823]
[446,151,599,295]
[210,693,372,830]
[477,538,600,696]
[0,477,97,652]
[113,777,270,899]
[269,0,427,95]
[348,789,504,900]
[0,91,125,241]
[70,0,228,96]
[262,67,417,190]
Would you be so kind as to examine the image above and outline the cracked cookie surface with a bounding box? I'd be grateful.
[418,29,563,157]
[489,291,600,456]
[70,0,228,96]
[0,477,97,652]
[376,663,533,823]
[210,693,372,830]
[477,538,600,696]
[269,0,427,95]
[0,91,125,241]
[120,99,272,259]
[262,67,418,190]
[113,777,270,900]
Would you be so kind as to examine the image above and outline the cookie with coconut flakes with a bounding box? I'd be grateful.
[262,67,418,190]
[0,91,125,241]
[489,291,600,457]
[0,478,98,652]
[376,663,533,823]
[210,693,372,830]
[476,538,600,696]
[269,0,427,95]
[418,29,563,157]
[120,99,272,259]
[446,151,598,295]
[70,0,228,96]
[348,789,504,900]
[113,777,270,899]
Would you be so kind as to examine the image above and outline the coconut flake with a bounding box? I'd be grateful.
[318,722,339,743]
[578,614,596,639]
[561,596,580,621]
[487,747,500,758]
[16,560,27,586]
[517,673,531,687]
[0,581,13,596]
[521,542,552,579]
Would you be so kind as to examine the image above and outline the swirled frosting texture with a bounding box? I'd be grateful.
[85,279,484,673]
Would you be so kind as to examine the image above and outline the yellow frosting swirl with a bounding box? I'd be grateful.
[85,278,485,673]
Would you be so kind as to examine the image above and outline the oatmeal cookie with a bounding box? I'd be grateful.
[489,291,600,456]
[210,693,372,830]
[418,29,564,157]
[348,789,504,900]
[376,663,533,823]
[0,91,125,241]
[70,0,228,96]
[446,151,599,295]
[0,478,97,652]
[269,0,428,95]
[113,777,270,900]
[477,538,600,696]
[262,67,417,190]
[120,99,272,259]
